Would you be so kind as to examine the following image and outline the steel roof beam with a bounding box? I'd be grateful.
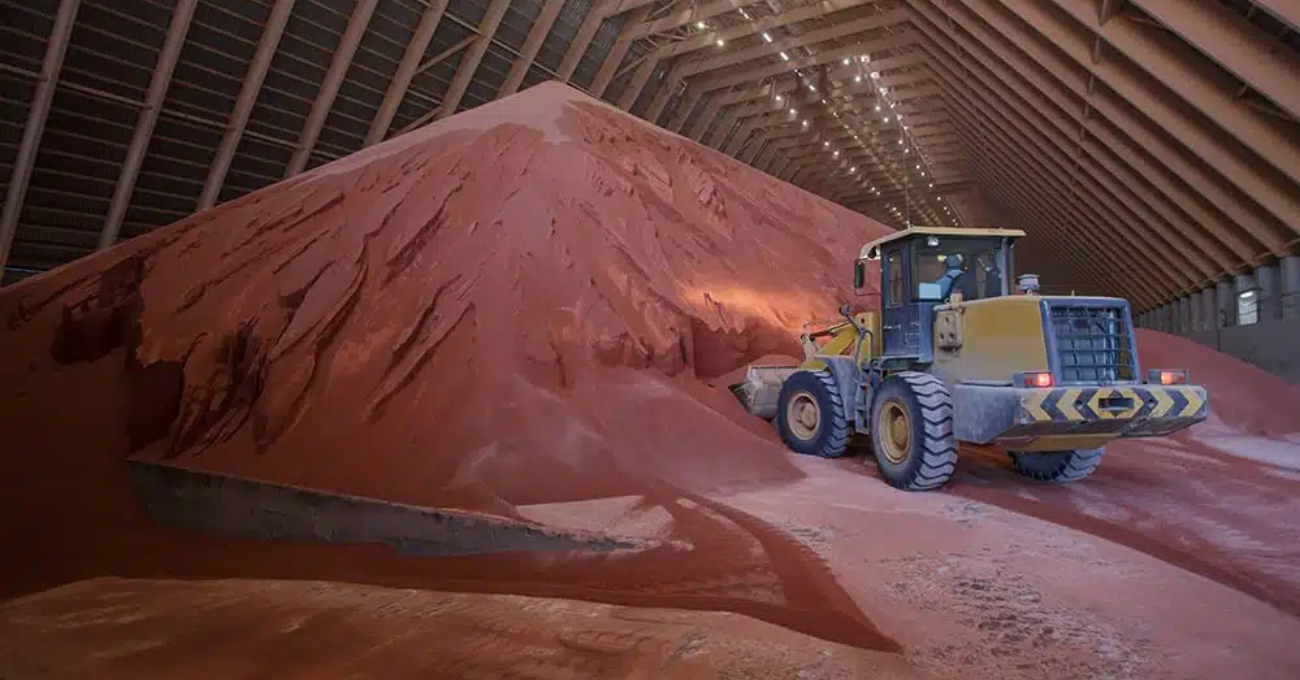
[557,0,622,81]
[710,57,929,125]
[198,0,296,210]
[649,28,916,128]
[911,0,1259,271]
[908,4,1216,287]
[1127,0,1300,122]
[954,127,1143,301]
[933,75,1195,294]
[500,0,567,96]
[700,50,925,118]
[693,32,919,148]
[1040,0,1300,215]
[976,0,1295,253]
[729,77,938,129]
[618,0,881,110]
[660,12,911,130]
[677,11,908,80]
[366,0,449,146]
[632,0,770,38]
[954,169,1102,294]
[957,128,1144,303]
[286,0,378,177]
[591,6,654,97]
[99,0,197,250]
[0,0,81,270]
[1248,0,1300,34]
[439,0,512,119]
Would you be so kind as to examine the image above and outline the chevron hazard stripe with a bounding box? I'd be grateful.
[1178,386,1206,418]
[1018,385,1206,423]
[1022,390,1051,422]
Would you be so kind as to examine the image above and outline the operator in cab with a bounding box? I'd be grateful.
[936,253,966,301]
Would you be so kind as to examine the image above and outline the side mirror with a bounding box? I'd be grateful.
[853,260,866,289]
[917,282,943,301]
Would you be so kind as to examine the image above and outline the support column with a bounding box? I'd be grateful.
[1254,264,1280,323]
[1177,296,1192,335]
[1198,288,1216,331]
[1188,290,1202,333]
[1281,255,1300,321]
[1216,280,1235,327]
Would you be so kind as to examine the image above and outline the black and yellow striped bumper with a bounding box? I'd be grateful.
[951,383,1209,449]
[1015,384,1208,437]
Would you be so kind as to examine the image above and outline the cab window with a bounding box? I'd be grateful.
[913,238,1003,301]
[886,249,904,307]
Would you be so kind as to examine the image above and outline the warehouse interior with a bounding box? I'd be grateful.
[1,0,1299,677]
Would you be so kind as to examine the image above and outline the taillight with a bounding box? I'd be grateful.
[1147,369,1189,385]
[1015,372,1054,388]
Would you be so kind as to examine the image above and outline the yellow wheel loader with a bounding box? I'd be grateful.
[731,227,1208,491]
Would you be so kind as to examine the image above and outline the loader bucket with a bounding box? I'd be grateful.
[729,365,801,419]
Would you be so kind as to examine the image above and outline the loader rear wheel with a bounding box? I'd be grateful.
[869,372,957,491]
[1008,448,1105,483]
[776,370,851,459]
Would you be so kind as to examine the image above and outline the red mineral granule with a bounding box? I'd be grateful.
[0,82,895,651]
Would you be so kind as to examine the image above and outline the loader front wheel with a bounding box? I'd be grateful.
[776,370,851,459]
[870,372,957,491]
[1008,448,1104,483]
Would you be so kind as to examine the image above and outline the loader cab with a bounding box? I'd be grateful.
[855,227,1026,361]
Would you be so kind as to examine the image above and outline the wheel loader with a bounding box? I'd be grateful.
[730,227,1208,491]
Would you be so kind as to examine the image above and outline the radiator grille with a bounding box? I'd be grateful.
[1048,304,1137,384]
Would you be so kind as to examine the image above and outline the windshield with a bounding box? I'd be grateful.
[914,237,1006,301]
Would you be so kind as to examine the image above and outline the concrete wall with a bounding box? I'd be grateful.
[1135,257,1300,385]
[1181,320,1300,385]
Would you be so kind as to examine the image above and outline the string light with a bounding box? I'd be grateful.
[696,21,706,29]
[762,32,773,42]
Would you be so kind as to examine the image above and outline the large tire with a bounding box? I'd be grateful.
[775,370,851,459]
[869,372,957,491]
[1008,448,1105,483]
